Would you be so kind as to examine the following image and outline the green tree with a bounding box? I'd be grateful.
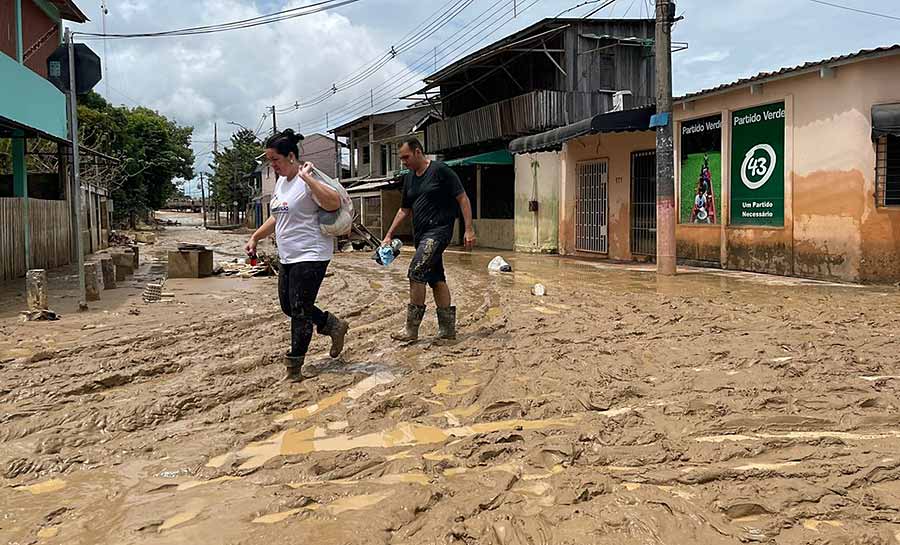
[209,129,263,221]
[75,92,195,227]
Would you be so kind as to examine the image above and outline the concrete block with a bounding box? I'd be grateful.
[84,262,101,302]
[26,269,48,310]
[168,250,213,278]
[111,252,134,281]
[100,257,116,289]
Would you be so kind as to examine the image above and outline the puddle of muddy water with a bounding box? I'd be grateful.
[220,416,580,470]
[275,371,395,424]
[13,478,67,495]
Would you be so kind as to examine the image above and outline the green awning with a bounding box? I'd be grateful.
[443,149,513,167]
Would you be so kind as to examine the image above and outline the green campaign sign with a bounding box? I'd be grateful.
[730,102,785,226]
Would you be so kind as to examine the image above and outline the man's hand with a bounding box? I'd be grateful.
[381,234,393,248]
[464,228,476,251]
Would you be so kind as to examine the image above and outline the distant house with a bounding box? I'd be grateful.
[330,105,437,241]
[298,133,345,180]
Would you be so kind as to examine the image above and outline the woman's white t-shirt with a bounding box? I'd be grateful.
[271,174,334,264]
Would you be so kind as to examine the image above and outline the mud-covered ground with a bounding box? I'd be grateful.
[2,212,900,545]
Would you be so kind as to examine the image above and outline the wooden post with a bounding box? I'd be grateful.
[84,262,101,301]
[26,269,48,310]
[100,257,116,289]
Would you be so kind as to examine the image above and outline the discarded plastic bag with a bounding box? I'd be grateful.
[532,283,546,296]
[488,256,512,273]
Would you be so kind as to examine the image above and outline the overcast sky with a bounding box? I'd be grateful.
[69,0,900,195]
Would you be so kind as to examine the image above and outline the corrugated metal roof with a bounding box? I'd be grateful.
[509,105,655,154]
[346,180,400,194]
[677,45,900,102]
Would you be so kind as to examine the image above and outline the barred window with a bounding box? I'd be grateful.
[876,135,900,206]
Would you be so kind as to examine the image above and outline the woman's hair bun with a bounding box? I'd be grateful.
[281,128,304,145]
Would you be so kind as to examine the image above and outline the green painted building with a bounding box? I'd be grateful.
[1,1,88,281]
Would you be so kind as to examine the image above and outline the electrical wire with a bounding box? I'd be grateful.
[809,0,900,21]
[76,0,363,39]
[305,0,612,140]
[297,0,539,132]
[273,0,482,112]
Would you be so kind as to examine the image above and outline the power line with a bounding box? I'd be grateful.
[299,0,537,132]
[809,0,900,21]
[311,0,619,150]
[273,0,480,113]
[279,0,522,125]
[76,0,364,39]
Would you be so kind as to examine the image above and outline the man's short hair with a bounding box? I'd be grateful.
[400,137,424,153]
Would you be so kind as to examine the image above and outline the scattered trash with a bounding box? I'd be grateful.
[532,283,546,296]
[128,308,141,316]
[218,261,274,278]
[488,256,513,273]
[109,231,135,246]
[20,309,61,322]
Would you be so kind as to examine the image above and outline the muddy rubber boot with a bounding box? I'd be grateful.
[436,306,457,340]
[282,355,304,383]
[391,304,426,342]
[320,313,349,358]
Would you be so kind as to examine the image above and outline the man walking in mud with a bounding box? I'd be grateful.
[382,137,475,342]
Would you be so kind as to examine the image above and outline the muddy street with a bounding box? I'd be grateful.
[2,215,900,545]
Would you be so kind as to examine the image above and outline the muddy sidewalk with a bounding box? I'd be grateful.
[2,221,900,545]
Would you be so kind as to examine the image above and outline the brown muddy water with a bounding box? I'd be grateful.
[2,213,900,544]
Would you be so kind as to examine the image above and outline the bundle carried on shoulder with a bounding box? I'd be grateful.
[307,165,354,237]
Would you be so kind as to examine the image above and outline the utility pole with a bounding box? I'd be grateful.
[101,0,109,99]
[199,172,207,228]
[271,105,277,134]
[654,0,676,276]
[213,122,219,225]
[66,28,87,310]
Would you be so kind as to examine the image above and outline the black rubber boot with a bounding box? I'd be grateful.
[436,306,457,340]
[320,313,349,358]
[282,354,304,383]
[391,304,426,342]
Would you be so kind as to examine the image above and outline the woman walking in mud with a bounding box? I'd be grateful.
[245,129,349,382]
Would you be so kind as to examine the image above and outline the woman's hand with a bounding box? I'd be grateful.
[245,236,258,256]
[300,161,315,180]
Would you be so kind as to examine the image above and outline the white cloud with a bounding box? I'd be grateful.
[683,50,730,65]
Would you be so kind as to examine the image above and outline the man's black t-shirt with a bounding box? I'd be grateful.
[401,161,465,236]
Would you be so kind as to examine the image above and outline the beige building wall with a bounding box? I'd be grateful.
[675,53,900,282]
[514,152,560,253]
[560,131,657,260]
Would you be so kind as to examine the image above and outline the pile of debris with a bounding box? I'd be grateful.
[213,258,274,278]
[109,231,135,246]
